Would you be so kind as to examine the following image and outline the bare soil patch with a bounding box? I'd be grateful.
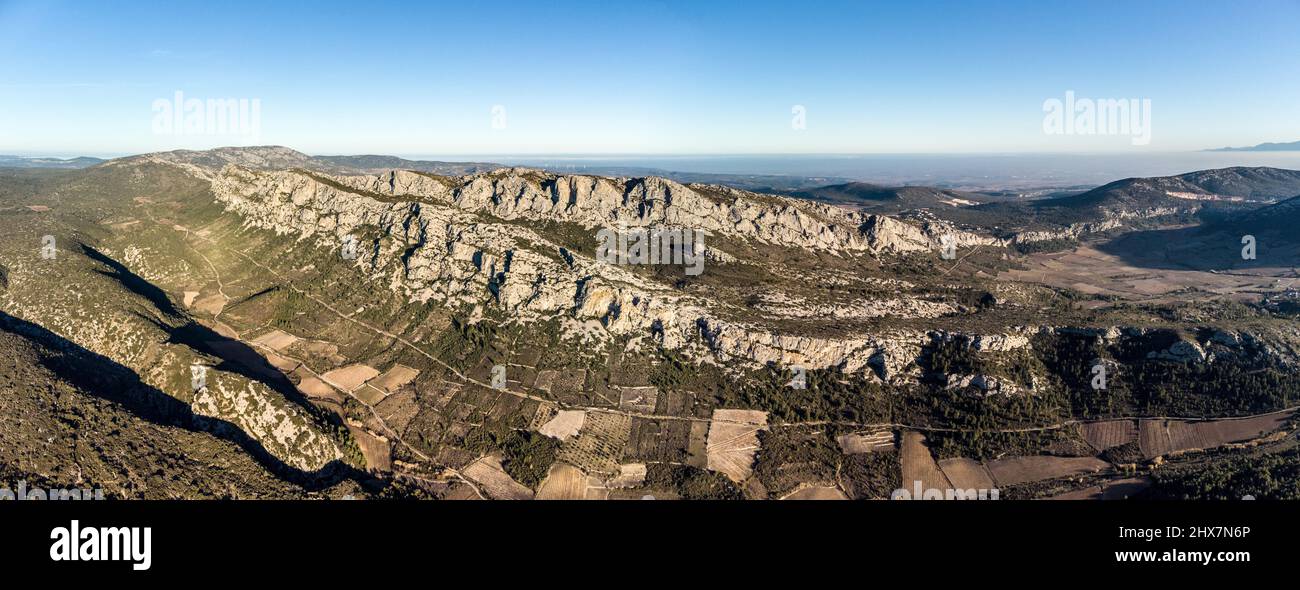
[1138,411,1293,458]
[370,364,419,393]
[192,294,226,315]
[1002,240,1293,306]
[937,457,996,490]
[899,431,952,492]
[251,329,299,351]
[321,363,380,392]
[294,368,342,404]
[1079,420,1138,452]
[837,429,895,454]
[535,462,608,500]
[347,423,392,473]
[539,410,586,441]
[986,456,1110,487]
[705,409,769,483]
[461,454,535,500]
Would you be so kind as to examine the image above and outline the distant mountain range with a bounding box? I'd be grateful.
[118,147,845,192]
[1208,140,1300,152]
[0,155,105,168]
[115,146,502,176]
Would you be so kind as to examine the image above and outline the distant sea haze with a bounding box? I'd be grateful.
[431,152,1300,191]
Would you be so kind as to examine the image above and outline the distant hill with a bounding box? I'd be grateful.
[115,146,843,192]
[1208,140,1300,152]
[791,182,999,212]
[1209,194,1300,235]
[1044,167,1300,210]
[536,165,846,193]
[312,154,501,175]
[970,167,1300,229]
[110,146,502,176]
[0,155,104,169]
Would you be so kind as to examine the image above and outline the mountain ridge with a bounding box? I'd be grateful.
[1208,140,1300,152]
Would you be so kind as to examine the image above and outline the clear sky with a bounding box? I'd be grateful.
[2,0,1298,156]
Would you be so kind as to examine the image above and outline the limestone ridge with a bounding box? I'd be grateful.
[207,164,1008,373]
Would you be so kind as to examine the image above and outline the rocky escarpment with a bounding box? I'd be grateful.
[1008,206,1186,244]
[326,168,1002,254]
[207,165,1011,373]
[204,163,1300,386]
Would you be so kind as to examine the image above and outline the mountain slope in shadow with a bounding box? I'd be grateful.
[0,310,373,494]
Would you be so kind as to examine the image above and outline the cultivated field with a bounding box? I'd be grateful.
[461,454,535,500]
[705,409,769,483]
[1048,477,1151,500]
[899,432,952,491]
[556,412,633,477]
[321,363,380,392]
[937,457,997,490]
[251,328,299,351]
[1079,420,1139,452]
[985,456,1110,487]
[370,364,419,393]
[347,423,392,472]
[539,410,586,441]
[535,462,608,500]
[1138,411,1294,458]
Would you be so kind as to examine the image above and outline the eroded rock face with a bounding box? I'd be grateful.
[1148,339,1209,364]
[972,332,1031,353]
[279,167,1004,254]
[209,165,1013,374]
[204,163,1296,386]
[945,373,1020,396]
[1008,206,1186,244]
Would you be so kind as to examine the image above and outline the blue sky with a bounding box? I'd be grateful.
[2,0,1298,156]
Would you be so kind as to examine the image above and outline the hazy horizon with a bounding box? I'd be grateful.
[7,148,1300,191]
[4,0,1299,155]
